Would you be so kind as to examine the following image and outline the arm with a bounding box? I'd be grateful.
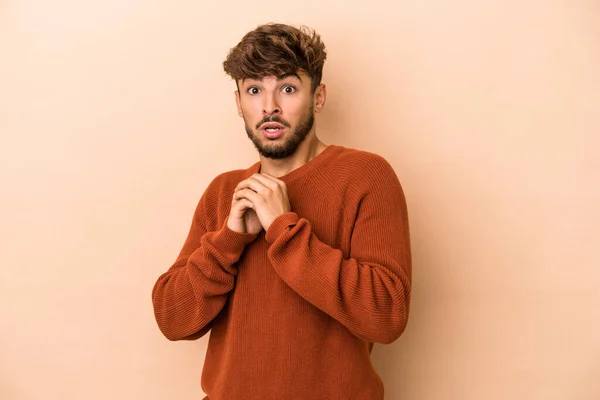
[264,162,411,344]
[152,191,258,341]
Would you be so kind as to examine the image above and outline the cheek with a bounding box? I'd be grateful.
[285,100,312,119]
[240,103,261,121]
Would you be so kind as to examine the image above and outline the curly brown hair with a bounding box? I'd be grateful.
[223,23,327,93]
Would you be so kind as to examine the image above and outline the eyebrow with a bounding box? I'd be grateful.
[242,73,303,85]
[277,73,302,82]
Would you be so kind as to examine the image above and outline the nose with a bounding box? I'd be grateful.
[262,92,281,115]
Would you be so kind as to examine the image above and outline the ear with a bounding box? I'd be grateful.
[313,84,327,113]
[235,90,243,117]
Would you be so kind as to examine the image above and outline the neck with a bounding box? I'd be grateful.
[258,134,327,178]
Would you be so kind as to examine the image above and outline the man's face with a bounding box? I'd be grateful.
[235,71,322,159]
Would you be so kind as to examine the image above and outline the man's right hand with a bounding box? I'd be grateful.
[227,193,263,235]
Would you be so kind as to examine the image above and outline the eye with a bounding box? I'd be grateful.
[282,85,296,94]
[247,87,260,95]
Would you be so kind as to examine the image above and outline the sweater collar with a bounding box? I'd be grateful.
[245,144,342,183]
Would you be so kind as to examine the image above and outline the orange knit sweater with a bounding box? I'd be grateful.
[152,144,412,399]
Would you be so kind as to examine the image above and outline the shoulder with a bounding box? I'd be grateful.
[330,147,407,218]
[202,167,248,203]
[192,166,250,227]
[331,146,401,189]
[208,168,248,191]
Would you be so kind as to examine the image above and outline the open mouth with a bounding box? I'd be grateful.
[260,122,286,139]
[261,123,285,131]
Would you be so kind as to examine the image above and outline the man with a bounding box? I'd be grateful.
[152,23,412,399]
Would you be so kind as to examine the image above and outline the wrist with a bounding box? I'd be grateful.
[265,212,300,244]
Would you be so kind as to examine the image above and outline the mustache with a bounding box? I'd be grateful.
[256,116,291,130]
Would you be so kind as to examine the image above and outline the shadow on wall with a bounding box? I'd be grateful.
[367,165,425,399]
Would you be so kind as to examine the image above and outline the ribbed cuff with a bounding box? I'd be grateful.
[265,212,300,244]
[210,220,259,255]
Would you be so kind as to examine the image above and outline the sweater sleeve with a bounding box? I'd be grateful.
[264,161,412,344]
[152,189,258,341]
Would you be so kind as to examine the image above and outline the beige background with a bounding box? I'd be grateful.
[1,1,599,399]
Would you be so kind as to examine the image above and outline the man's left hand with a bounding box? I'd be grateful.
[233,173,291,231]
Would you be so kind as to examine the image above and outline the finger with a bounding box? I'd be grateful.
[230,197,254,215]
[234,188,261,203]
[232,194,253,206]
[236,198,254,210]
[251,173,281,190]
[258,172,286,189]
[234,177,269,194]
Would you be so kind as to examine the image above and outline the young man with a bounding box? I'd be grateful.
[152,23,412,399]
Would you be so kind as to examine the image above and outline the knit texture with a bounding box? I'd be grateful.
[152,145,412,400]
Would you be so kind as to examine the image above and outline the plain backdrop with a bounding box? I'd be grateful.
[1,1,599,399]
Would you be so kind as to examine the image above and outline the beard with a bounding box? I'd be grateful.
[244,104,315,160]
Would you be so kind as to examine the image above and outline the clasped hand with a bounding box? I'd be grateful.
[227,173,291,234]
